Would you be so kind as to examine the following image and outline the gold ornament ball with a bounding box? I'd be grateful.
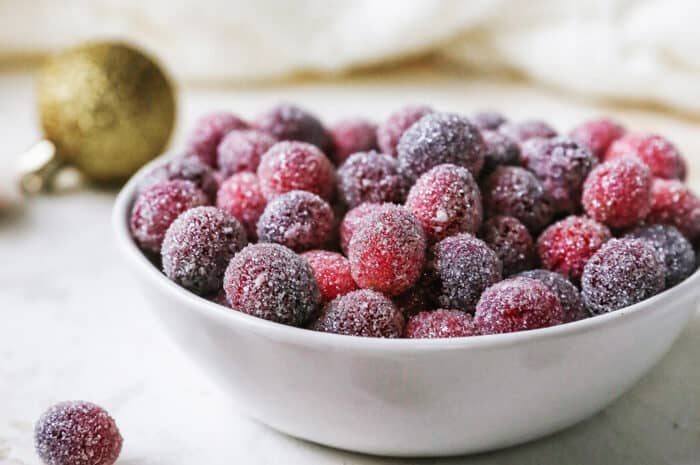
[37,41,176,183]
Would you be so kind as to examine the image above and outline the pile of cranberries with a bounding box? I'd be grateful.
[129,105,699,339]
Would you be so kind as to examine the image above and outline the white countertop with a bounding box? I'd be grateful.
[1,68,699,464]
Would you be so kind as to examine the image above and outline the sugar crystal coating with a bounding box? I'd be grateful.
[605,133,687,180]
[537,215,611,283]
[302,250,358,303]
[162,206,247,295]
[377,104,433,157]
[625,224,695,288]
[498,119,557,143]
[348,204,426,296]
[582,156,652,229]
[581,238,665,314]
[392,273,437,317]
[431,233,502,313]
[130,180,209,254]
[216,172,267,240]
[257,190,334,252]
[480,130,521,174]
[480,215,535,276]
[569,118,625,160]
[35,401,122,465]
[397,112,485,181]
[329,118,378,165]
[521,137,597,213]
[138,155,219,200]
[216,129,277,177]
[482,166,554,233]
[253,103,330,150]
[471,111,508,131]
[185,112,249,167]
[474,277,564,334]
[257,141,335,201]
[337,151,407,208]
[224,243,320,326]
[646,178,700,241]
[405,163,482,243]
[517,269,588,322]
[404,309,478,339]
[311,289,404,337]
[339,202,386,254]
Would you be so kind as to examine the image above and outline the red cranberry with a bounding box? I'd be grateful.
[480,215,535,276]
[569,118,625,160]
[582,156,652,229]
[35,401,122,465]
[647,179,700,241]
[311,290,404,338]
[185,112,248,167]
[498,119,557,143]
[216,129,277,177]
[606,133,686,180]
[377,104,433,157]
[302,250,358,303]
[517,269,588,323]
[329,118,378,164]
[339,203,386,254]
[216,172,267,240]
[253,103,330,150]
[474,277,564,334]
[337,151,407,208]
[404,309,478,339]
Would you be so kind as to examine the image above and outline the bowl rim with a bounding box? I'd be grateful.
[113,155,700,353]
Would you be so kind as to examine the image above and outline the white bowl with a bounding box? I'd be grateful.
[113,159,700,457]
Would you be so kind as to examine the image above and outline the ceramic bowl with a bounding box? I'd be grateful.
[113,158,700,457]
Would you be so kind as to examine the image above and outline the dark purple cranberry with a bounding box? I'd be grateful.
[479,215,535,276]
[311,290,404,338]
[517,269,588,322]
[138,155,219,200]
[498,119,557,143]
[480,130,521,174]
[337,151,407,208]
[376,104,433,157]
[471,110,508,130]
[253,103,330,151]
[216,129,277,177]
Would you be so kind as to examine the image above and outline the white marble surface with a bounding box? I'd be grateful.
[1,69,699,464]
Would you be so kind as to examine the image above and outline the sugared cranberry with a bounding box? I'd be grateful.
[216,172,267,240]
[347,204,426,296]
[581,238,665,314]
[569,118,625,160]
[257,141,335,201]
[521,137,597,213]
[606,133,686,180]
[185,112,248,167]
[474,277,564,334]
[311,290,404,337]
[480,215,535,276]
[162,206,247,295]
[498,119,557,143]
[392,274,437,317]
[397,113,485,181]
[329,118,378,165]
[253,103,330,150]
[377,104,433,157]
[302,250,358,303]
[431,233,502,313]
[224,243,320,326]
[138,155,219,200]
[625,224,695,289]
[257,190,334,252]
[130,180,209,254]
[481,166,554,233]
[405,164,482,243]
[338,203,385,254]
[480,130,521,174]
[582,156,652,229]
[216,129,277,177]
[646,179,700,241]
[337,151,407,208]
[537,215,611,283]
[471,111,507,131]
[517,269,587,323]
[404,309,478,339]
[35,401,122,465]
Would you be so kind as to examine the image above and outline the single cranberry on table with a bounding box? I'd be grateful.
[404,309,478,339]
[537,215,612,283]
[224,243,320,326]
[253,103,330,151]
[337,151,408,208]
[130,180,209,254]
[605,133,687,180]
[480,130,521,175]
[479,215,535,276]
[377,104,433,157]
[498,119,557,143]
[302,250,358,303]
[311,289,404,338]
[257,190,335,252]
[397,112,485,181]
[162,206,247,296]
[35,401,122,465]
[216,172,268,240]
[569,118,625,160]
[646,178,700,242]
[581,156,652,229]
[137,155,219,200]
[216,129,277,177]
[347,204,426,296]
[257,141,335,201]
[185,111,249,167]
[474,277,564,335]
[517,269,588,323]
[405,163,483,243]
[431,233,502,313]
[329,118,378,165]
